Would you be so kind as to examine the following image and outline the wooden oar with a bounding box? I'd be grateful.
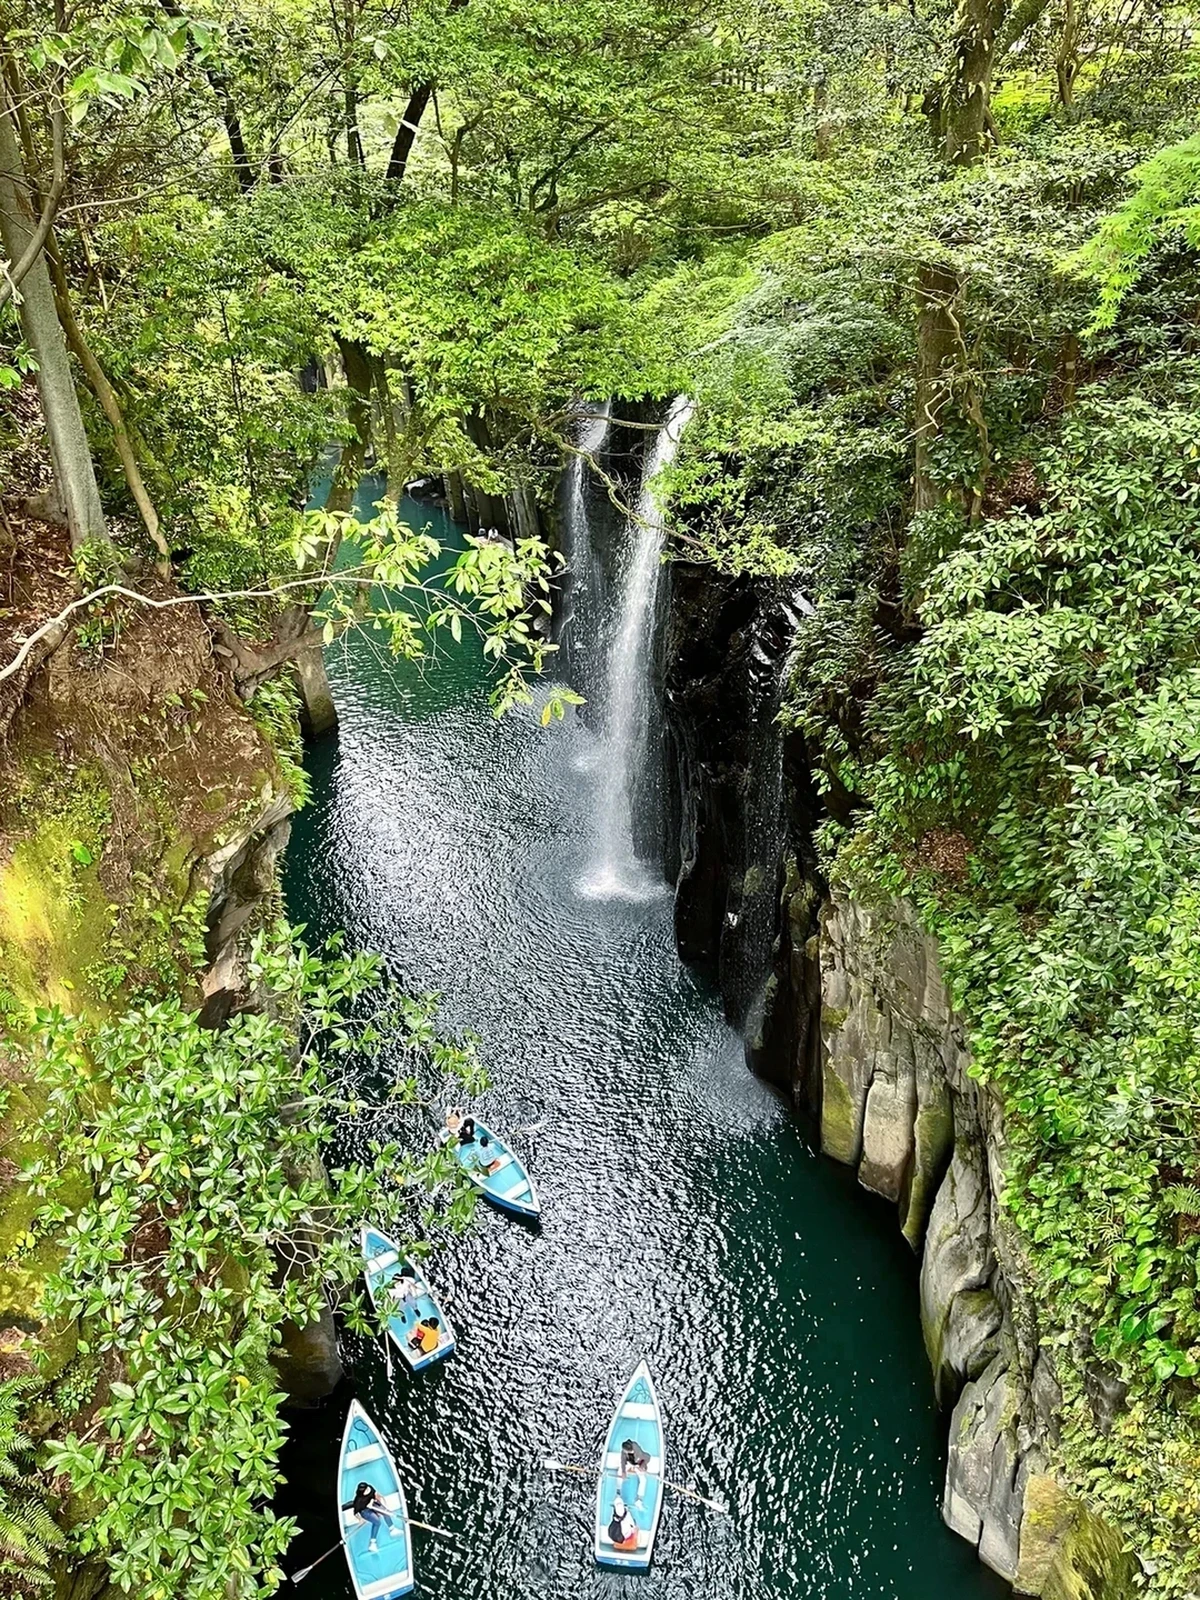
[409,1517,460,1540]
[288,1512,459,1581]
[542,1457,729,1515]
[288,1539,343,1582]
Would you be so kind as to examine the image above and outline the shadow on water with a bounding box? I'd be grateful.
[275,487,1009,1600]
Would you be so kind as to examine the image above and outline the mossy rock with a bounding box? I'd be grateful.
[821,1059,862,1165]
[1017,1476,1138,1600]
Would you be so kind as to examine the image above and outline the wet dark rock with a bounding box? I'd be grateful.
[1083,1364,1128,1436]
[275,1306,343,1403]
[659,560,811,1039]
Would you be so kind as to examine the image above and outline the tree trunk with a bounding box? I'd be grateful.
[1060,330,1080,409]
[942,0,1008,166]
[813,74,834,159]
[160,0,255,190]
[386,83,432,183]
[342,0,365,168]
[371,356,405,502]
[0,102,109,550]
[46,235,171,572]
[914,262,960,514]
[1055,0,1079,107]
[213,68,255,189]
[327,337,373,514]
[292,646,337,737]
[445,470,467,522]
[914,0,1009,512]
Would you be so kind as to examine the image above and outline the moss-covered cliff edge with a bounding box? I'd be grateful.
[0,518,342,1595]
[659,561,1144,1599]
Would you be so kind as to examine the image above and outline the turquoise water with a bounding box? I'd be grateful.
[277,488,1007,1600]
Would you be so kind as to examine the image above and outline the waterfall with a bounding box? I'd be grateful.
[581,397,693,900]
[557,404,611,686]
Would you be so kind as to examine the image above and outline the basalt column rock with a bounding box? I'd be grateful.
[816,891,1134,1598]
[818,895,957,1245]
[659,561,810,1033]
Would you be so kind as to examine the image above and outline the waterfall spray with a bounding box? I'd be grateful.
[581,397,693,900]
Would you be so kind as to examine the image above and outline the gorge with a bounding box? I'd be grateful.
[1,3,1198,1597]
[272,470,1006,1600]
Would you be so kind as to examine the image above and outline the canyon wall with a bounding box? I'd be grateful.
[660,561,1138,1600]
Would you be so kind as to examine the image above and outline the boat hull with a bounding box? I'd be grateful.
[448,1118,541,1220]
[361,1225,456,1372]
[593,1361,665,1570]
[338,1401,414,1600]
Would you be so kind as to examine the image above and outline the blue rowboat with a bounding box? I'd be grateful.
[361,1226,456,1373]
[338,1400,413,1600]
[448,1119,540,1220]
[594,1361,665,1570]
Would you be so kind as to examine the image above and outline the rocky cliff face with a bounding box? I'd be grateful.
[659,564,1138,1600]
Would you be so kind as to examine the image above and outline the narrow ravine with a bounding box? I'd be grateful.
[275,472,1008,1600]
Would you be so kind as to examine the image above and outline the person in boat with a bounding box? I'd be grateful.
[607,1495,639,1551]
[470,1133,502,1176]
[445,1106,464,1136]
[342,1482,402,1553]
[619,1438,651,1506]
[387,1264,421,1322]
[408,1314,441,1355]
[457,1115,477,1146]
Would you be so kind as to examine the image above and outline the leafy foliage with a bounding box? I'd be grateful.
[11,923,483,1598]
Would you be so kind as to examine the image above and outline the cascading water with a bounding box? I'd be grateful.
[580,397,693,899]
[556,404,610,686]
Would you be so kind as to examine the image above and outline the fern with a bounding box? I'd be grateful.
[0,1378,65,1593]
[1162,1183,1200,1218]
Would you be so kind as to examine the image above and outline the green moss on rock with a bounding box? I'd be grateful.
[1017,1476,1139,1600]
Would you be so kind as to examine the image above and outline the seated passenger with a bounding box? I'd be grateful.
[387,1264,421,1322]
[471,1133,502,1176]
[408,1315,441,1355]
[607,1495,638,1551]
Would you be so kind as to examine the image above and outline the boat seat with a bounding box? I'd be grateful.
[620,1402,657,1421]
[604,1452,661,1475]
[494,1173,530,1200]
[365,1250,399,1275]
[486,1152,514,1173]
[361,1574,412,1599]
[344,1442,385,1468]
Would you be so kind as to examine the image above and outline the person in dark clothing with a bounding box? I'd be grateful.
[341,1482,401,1552]
[619,1437,651,1506]
[607,1495,638,1550]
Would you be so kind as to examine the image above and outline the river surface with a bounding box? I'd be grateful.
[277,487,1007,1600]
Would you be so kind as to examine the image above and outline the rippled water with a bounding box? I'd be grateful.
[277,491,1006,1600]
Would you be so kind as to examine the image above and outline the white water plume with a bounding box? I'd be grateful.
[580,397,693,900]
